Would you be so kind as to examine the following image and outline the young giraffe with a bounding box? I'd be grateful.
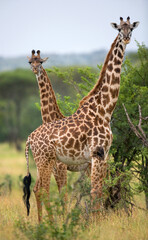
[23,17,139,221]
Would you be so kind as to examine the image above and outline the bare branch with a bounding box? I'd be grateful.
[138,104,142,128]
[123,104,143,139]
[123,104,148,148]
[142,116,148,121]
[137,105,146,138]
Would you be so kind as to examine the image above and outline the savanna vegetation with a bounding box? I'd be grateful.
[0,43,148,239]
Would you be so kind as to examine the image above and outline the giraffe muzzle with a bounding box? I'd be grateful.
[123,38,130,45]
[33,69,38,74]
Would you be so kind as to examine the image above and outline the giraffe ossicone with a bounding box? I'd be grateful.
[23,17,139,222]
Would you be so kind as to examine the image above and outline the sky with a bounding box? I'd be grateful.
[0,0,147,57]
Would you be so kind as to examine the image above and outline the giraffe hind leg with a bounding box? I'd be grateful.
[34,159,54,223]
[33,178,42,222]
[53,161,67,194]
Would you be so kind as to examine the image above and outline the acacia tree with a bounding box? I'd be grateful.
[123,104,148,209]
[109,43,148,209]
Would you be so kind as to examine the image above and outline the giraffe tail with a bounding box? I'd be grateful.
[23,136,31,216]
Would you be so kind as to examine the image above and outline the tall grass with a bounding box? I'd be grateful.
[79,210,148,240]
[0,143,148,240]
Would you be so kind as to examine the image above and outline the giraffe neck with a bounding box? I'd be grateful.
[80,34,126,123]
[36,67,64,123]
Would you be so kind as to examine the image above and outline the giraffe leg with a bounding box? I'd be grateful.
[53,161,67,193]
[91,155,107,214]
[34,160,54,223]
[33,178,42,223]
[42,161,54,220]
[53,161,68,212]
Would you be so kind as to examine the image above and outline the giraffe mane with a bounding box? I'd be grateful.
[79,35,118,107]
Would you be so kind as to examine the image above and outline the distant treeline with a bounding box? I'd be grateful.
[0,49,139,72]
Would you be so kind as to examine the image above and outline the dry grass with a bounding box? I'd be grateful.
[0,143,148,240]
[78,209,148,240]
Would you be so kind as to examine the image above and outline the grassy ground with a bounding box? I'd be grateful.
[0,143,148,240]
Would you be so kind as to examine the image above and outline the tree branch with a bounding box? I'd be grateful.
[137,105,146,138]
[122,104,148,148]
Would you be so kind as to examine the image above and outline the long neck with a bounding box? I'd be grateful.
[80,34,126,122]
[36,67,64,123]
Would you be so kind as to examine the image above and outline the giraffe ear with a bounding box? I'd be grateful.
[40,57,48,63]
[131,21,140,30]
[110,23,119,30]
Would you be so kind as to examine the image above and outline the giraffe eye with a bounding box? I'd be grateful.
[29,61,32,64]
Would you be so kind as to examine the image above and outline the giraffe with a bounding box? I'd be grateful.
[23,17,139,222]
[27,50,67,195]
[27,50,90,187]
[26,50,90,220]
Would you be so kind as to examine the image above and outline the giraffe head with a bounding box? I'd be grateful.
[27,50,48,75]
[111,17,139,44]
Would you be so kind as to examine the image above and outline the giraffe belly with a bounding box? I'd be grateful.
[56,154,89,165]
[56,146,91,166]
[67,163,89,172]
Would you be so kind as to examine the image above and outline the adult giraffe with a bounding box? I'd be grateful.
[23,17,139,222]
[27,50,90,189]
[27,50,68,195]
[26,50,90,220]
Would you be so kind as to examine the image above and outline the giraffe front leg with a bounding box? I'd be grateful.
[91,149,107,214]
